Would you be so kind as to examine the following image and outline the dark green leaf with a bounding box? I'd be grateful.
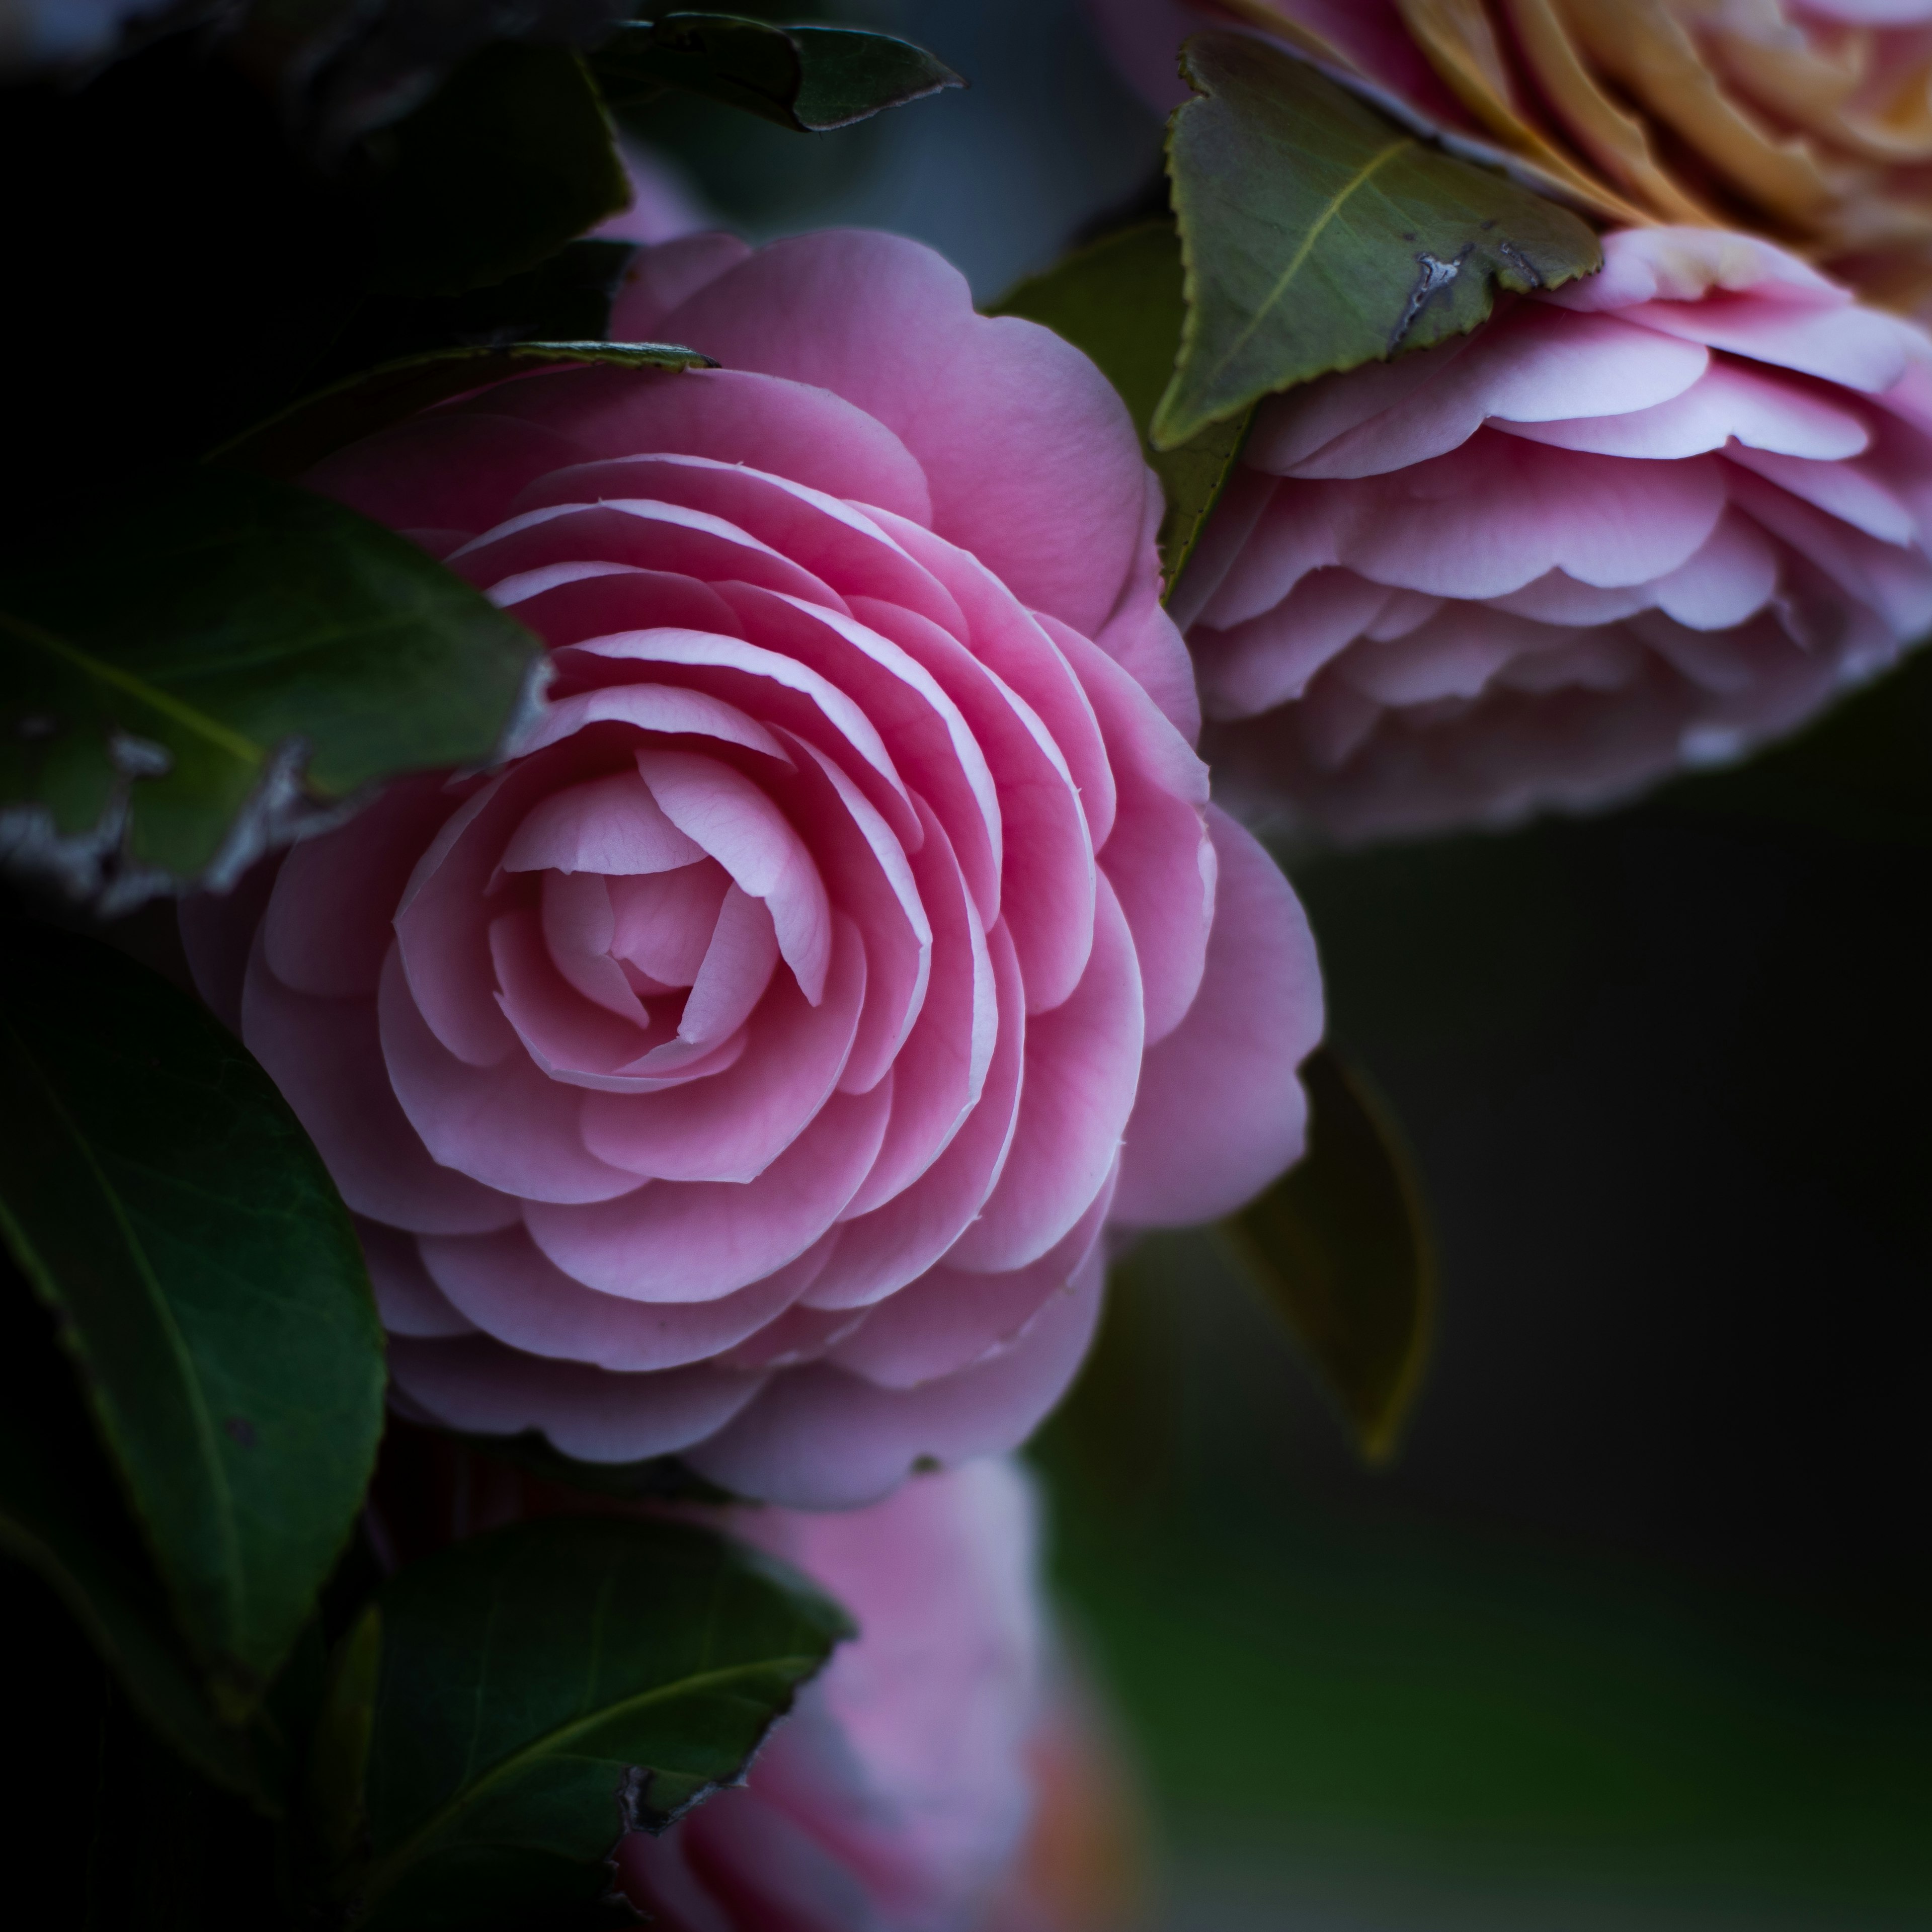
[994,220,1252,595]
[1156,33,1601,448]
[217,340,719,481]
[308,1515,853,1931]
[0,1262,269,1801]
[313,239,642,383]
[0,466,542,909]
[360,43,631,297]
[0,930,387,1720]
[591,14,963,131]
[1221,1044,1434,1461]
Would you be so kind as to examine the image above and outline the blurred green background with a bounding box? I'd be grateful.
[645,6,1932,1923]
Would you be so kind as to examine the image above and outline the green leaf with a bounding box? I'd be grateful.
[308,1515,853,1931]
[217,339,720,481]
[0,1264,269,1802]
[1155,33,1601,449]
[1221,1044,1434,1461]
[994,220,1252,594]
[360,43,631,298]
[0,929,387,1720]
[0,466,542,909]
[591,14,964,131]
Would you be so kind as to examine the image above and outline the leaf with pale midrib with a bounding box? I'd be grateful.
[309,1516,853,1932]
[0,466,541,906]
[1221,1044,1434,1461]
[1156,34,1600,448]
[0,929,385,1721]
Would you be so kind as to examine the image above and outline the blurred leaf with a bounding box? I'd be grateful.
[0,929,386,1721]
[218,338,718,479]
[360,42,630,297]
[1156,33,1600,448]
[308,1516,853,1931]
[0,466,541,909]
[591,14,963,131]
[233,1,634,154]
[994,220,1251,594]
[1221,1044,1434,1461]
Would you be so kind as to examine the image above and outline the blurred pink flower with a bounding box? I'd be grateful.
[617,1458,1069,1932]
[1181,227,1932,837]
[184,229,1323,1506]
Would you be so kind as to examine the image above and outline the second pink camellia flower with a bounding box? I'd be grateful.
[184,229,1323,1508]
[1186,227,1932,839]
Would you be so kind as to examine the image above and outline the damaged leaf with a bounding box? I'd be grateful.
[0,929,386,1721]
[591,13,964,131]
[308,1516,852,1931]
[1156,33,1600,448]
[1221,1044,1434,1461]
[995,219,1251,594]
[219,337,718,480]
[0,466,541,913]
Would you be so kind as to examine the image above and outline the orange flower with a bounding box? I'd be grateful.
[1209,0,1932,311]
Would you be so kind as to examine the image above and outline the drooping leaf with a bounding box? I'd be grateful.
[359,42,631,297]
[0,929,387,1721]
[0,466,542,910]
[994,220,1251,594]
[591,14,963,131]
[307,1515,853,1931]
[1156,33,1601,448]
[218,338,718,480]
[1221,1044,1434,1461]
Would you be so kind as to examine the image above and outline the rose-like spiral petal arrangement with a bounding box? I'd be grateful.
[184,230,1323,1508]
[1182,227,1932,838]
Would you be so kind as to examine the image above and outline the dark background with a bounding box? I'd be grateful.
[640,4,1932,1924]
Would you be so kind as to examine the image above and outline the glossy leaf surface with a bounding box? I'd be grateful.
[1223,1044,1434,1460]
[995,220,1251,593]
[1157,34,1600,447]
[0,930,386,1717]
[0,466,541,907]
[311,1516,852,1931]
[220,339,718,480]
[592,14,963,130]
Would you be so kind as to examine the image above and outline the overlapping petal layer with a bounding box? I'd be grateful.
[184,230,1324,1506]
[1172,227,1932,839]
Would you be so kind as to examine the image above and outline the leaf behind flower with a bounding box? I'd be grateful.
[994,220,1252,597]
[308,1515,854,1932]
[1222,1044,1434,1461]
[1156,34,1601,448]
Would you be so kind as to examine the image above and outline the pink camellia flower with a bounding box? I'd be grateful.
[617,1457,1073,1932]
[183,229,1322,1506]
[1180,227,1932,838]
